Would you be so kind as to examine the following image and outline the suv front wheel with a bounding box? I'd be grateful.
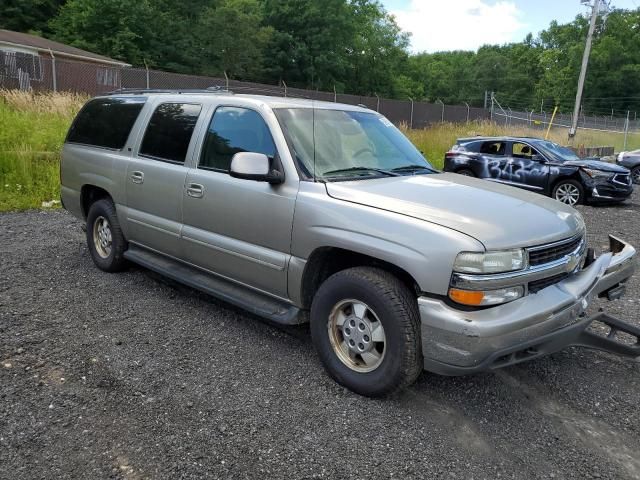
[86,198,128,272]
[310,267,422,397]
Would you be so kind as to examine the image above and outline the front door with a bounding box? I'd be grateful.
[502,141,550,192]
[181,106,297,298]
[125,101,203,257]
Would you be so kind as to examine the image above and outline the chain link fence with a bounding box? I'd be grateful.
[0,52,490,128]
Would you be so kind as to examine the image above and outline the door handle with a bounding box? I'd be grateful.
[187,183,204,198]
[130,171,144,184]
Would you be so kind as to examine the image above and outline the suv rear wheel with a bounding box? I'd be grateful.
[310,267,422,397]
[86,198,127,272]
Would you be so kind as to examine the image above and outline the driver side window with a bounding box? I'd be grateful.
[199,106,276,172]
[512,142,538,159]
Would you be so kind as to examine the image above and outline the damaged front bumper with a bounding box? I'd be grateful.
[419,235,637,375]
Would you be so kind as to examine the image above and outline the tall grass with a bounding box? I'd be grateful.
[0,90,86,211]
[0,89,637,211]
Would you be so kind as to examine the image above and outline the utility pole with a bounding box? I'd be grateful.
[569,0,606,139]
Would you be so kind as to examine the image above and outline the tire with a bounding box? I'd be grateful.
[631,166,640,185]
[457,169,475,177]
[86,198,128,272]
[552,179,584,206]
[310,267,422,397]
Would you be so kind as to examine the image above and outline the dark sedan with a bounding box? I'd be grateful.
[443,136,633,206]
[617,149,640,184]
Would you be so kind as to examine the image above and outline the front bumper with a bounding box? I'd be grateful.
[585,176,633,202]
[419,235,636,375]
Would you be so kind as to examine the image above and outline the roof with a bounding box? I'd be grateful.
[457,136,547,143]
[102,90,373,112]
[0,29,130,67]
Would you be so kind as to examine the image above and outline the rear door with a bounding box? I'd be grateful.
[125,100,203,257]
[501,141,549,192]
[478,140,508,180]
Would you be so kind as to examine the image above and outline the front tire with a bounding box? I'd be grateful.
[631,166,640,185]
[86,198,128,272]
[310,267,422,397]
[552,179,584,206]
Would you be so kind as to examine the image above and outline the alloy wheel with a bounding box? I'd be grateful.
[327,299,386,373]
[555,184,580,206]
[92,215,113,259]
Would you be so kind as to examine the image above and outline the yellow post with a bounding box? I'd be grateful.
[545,106,558,140]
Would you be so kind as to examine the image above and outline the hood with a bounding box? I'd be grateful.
[325,173,585,250]
[565,159,629,173]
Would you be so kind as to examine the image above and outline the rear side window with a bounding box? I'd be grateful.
[66,97,146,149]
[480,141,506,155]
[139,103,202,163]
[199,106,276,171]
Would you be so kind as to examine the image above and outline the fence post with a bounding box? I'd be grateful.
[490,92,494,122]
[408,97,414,129]
[624,110,630,151]
[333,84,337,103]
[374,93,380,112]
[464,102,470,123]
[529,110,533,126]
[282,80,287,97]
[224,70,229,91]
[507,107,512,126]
[144,59,150,89]
[436,99,444,122]
[48,49,57,92]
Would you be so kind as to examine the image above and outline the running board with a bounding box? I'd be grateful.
[124,245,303,325]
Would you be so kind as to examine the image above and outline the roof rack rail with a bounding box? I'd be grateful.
[106,86,233,95]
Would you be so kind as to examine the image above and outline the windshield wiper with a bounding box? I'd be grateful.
[390,164,438,174]
[322,166,400,178]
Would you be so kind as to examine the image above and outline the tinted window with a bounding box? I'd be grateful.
[200,107,276,171]
[66,97,146,149]
[140,103,202,163]
[480,141,506,155]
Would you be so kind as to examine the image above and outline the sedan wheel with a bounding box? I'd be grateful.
[553,181,583,206]
[631,167,640,185]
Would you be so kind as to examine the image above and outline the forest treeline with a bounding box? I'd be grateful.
[3,0,640,115]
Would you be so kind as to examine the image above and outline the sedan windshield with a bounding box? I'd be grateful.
[274,108,435,181]
[533,140,581,162]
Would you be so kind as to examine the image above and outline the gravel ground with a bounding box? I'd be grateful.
[1,191,639,480]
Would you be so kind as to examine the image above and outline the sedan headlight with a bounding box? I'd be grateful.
[582,168,611,179]
[453,249,526,274]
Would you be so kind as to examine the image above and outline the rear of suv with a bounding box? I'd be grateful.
[61,91,638,397]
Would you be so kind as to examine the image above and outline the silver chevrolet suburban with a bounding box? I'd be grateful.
[61,90,638,397]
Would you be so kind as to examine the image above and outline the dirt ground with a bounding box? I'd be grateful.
[1,191,639,479]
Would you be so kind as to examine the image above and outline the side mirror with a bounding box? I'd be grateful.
[229,152,284,184]
[531,154,547,163]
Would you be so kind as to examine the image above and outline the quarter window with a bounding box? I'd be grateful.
[66,97,146,149]
[199,106,276,171]
[140,103,202,163]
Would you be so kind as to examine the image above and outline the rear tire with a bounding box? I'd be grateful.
[86,198,128,272]
[310,267,422,397]
[457,169,475,177]
[552,179,584,206]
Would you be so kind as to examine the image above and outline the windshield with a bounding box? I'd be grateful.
[533,140,581,162]
[274,108,435,181]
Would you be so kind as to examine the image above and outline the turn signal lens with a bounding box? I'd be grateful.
[449,286,524,307]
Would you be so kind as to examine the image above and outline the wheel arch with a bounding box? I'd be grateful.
[298,247,421,310]
[80,185,113,219]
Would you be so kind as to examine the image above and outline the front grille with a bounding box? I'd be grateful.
[528,273,569,293]
[612,173,631,186]
[528,235,584,266]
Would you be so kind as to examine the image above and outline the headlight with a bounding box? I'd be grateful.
[582,168,610,179]
[453,249,526,274]
[449,286,524,307]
